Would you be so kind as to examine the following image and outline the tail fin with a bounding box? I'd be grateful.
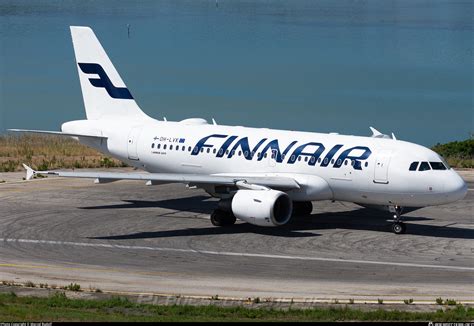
[70,26,149,120]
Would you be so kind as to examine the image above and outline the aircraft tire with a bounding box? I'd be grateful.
[292,201,313,216]
[391,222,406,234]
[211,209,236,227]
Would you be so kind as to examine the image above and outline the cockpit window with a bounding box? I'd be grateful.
[438,155,451,170]
[430,162,447,170]
[409,162,418,171]
[418,161,431,171]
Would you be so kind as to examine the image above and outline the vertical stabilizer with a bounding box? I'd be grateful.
[70,26,149,120]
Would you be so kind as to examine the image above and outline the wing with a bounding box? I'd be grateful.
[22,164,300,190]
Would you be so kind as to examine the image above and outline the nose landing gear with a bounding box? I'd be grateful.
[391,205,406,234]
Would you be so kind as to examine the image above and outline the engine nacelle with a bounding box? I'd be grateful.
[231,189,293,227]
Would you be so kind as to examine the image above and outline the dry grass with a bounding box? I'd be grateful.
[0,134,126,172]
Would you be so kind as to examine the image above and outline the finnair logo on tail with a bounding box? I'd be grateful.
[78,63,133,100]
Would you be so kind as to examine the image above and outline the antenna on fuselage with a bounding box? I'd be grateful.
[369,126,391,139]
[212,118,217,125]
[163,117,167,121]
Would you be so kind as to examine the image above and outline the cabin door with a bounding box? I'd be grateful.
[127,127,142,160]
[373,150,391,184]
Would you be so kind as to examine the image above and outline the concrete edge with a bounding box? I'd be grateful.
[1,281,472,311]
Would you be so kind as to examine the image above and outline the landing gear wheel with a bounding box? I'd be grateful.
[390,205,407,234]
[292,201,313,216]
[391,222,406,234]
[210,209,236,227]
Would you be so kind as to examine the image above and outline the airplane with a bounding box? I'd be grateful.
[9,26,467,234]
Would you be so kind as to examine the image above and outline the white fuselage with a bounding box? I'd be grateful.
[63,118,468,208]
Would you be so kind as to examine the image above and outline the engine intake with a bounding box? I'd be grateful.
[231,189,292,227]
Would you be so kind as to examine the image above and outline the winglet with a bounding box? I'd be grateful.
[22,164,35,180]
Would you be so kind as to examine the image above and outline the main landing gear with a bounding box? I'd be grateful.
[292,201,313,216]
[391,205,406,234]
[210,209,236,227]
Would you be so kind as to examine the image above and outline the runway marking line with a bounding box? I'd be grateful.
[1,238,473,272]
[0,262,179,278]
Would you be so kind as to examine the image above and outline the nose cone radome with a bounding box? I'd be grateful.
[444,172,468,202]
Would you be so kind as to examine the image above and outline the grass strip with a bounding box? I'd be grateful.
[0,134,125,172]
[0,292,472,322]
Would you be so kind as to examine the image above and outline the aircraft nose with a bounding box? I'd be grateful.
[444,172,468,202]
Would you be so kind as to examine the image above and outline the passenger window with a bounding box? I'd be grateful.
[219,149,223,155]
[344,160,348,166]
[157,144,161,149]
[365,162,368,167]
[188,146,191,152]
[409,162,418,171]
[430,162,447,170]
[170,145,173,150]
[213,148,217,154]
[207,148,210,153]
[151,143,155,149]
[164,144,167,150]
[298,156,301,161]
[418,162,431,171]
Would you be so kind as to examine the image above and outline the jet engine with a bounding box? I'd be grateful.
[231,189,293,227]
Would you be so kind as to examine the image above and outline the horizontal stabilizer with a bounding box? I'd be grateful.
[8,129,107,139]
